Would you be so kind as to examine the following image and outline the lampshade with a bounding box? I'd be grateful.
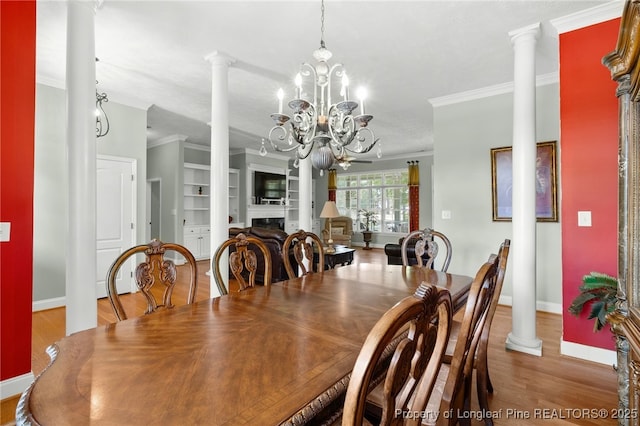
[319,201,340,219]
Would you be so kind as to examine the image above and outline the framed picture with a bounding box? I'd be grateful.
[490,141,558,222]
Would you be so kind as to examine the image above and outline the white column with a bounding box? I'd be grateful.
[65,0,97,334]
[506,23,542,356]
[298,157,313,272]
[205,51,235,297]
[299,158,313,232]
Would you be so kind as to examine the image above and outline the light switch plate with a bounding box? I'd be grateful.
[441,210,452,220]
[578,211,592,227]
[0,222,11,242]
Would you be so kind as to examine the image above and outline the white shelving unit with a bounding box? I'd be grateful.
[183,164,244,258]
[183,163,210,259]
[229,168,242,227]
[183,163,210,227]
[285,174,298,233]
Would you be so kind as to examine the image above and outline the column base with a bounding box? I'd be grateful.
[505,332,543,356]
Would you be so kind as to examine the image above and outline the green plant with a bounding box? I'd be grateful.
[358,209,378,232]
[568,271,618,332]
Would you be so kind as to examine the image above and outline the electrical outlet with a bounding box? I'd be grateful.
[0,222,11,242]
[578,211,592,227]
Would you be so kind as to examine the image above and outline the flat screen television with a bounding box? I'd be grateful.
[254,171,286,202]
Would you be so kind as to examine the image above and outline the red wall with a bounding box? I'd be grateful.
[560,19,620,350]
[0,1,36,381]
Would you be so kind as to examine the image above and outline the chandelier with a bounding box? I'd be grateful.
[95,57,109,138]
[260,0,380,176]
[95,84,109,138]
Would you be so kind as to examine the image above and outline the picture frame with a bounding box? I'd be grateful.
[490,141,558,222]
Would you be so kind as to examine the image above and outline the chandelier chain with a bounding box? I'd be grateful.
[320,0,325,49]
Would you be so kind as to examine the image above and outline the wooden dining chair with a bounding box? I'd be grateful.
[212,232,272,295]
[363,257,499,426]
[442,239,510,426]
[401,228,452,271]
[342,283,453,426]
[283,229,324,278]
[106,239,198,321]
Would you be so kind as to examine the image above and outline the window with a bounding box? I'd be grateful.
[335,170,409,234]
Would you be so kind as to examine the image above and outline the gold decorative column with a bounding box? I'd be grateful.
[408,161,419,232]
[328,168,337,202]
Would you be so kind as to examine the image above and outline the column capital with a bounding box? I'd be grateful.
[509,22,541,45]
[204,51,236,67]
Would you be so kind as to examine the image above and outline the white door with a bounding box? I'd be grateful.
[96,157,135,298]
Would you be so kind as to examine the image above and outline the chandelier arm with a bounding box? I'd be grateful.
[300,62,317,105]
[326,105,356,148]
[96,92,109,138]
[291,103,318,146]
[296,140,316,160]
[326,63,344,108]
[342,130,379,154]
[268,126,301,153]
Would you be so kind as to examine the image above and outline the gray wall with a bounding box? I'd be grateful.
[432,83,562,307]
[33,83,148,302]
[147,140,183,244]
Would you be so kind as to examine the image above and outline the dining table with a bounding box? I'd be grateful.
[17,263,473,426]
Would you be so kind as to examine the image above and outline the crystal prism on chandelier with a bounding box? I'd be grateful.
[260,0,380,176]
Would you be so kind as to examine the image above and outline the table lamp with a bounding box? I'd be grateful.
[320,200,340,254]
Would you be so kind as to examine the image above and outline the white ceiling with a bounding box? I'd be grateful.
[36,0,617,158]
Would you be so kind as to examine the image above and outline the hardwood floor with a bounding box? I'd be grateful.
[1,248,618,425]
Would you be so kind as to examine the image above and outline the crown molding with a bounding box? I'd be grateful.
[551,0,623,34]
[36,74,65,89]
[375,151,434,161]
[429,72,558,107]
[36,75,151,111]
[244,147,291,161]
[147,134,188,149]
[184,142,210,152]
[106,92,152,111]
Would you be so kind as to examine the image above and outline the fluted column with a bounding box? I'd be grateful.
[65,0,98,334]
[205,51,235,296]
[506,23,543,356]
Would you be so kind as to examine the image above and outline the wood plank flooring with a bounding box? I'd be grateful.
[1,248,619,425]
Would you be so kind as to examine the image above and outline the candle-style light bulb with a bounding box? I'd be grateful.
[295,73,302,99]
[357,87,367,115]
[277,88,284,114]
[341,74,349,101]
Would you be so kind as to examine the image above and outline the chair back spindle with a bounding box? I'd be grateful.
[283,230,324,278]
[212,233,272,295]
[401,228,452,271]
[106,239,198,321]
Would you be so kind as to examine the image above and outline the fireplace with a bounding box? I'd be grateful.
[252,217,285,231]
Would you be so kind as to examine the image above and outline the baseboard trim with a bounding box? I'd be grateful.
[561,340,617,366]
[32,297,65,312]
[0,372,34,400]
[352,242,384,250]
[497,295,562,314]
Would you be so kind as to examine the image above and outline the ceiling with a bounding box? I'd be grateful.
[36,0,616,159]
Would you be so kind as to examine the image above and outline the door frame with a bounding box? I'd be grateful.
[98,154,137,295]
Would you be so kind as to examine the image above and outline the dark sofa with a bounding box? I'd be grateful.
[228,226,293,283]
[384,236,431,266]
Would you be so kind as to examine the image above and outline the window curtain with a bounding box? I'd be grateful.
[408,161,419,232]
[328,168,337,202]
